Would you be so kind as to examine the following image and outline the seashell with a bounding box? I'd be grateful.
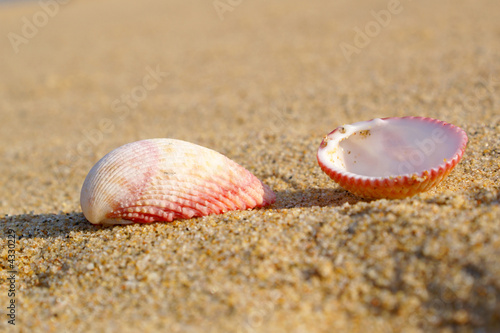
[80,139,276,224]
[317,117,468,199]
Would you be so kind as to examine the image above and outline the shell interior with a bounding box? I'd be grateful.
[318,117,467,179]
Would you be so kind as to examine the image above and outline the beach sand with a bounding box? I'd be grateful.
[0,0,499,331]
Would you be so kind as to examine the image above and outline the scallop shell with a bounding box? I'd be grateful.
[80,139,276,224]
[317,117,468,199]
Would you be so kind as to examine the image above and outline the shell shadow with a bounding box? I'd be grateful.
[270,187,366,209]
[0,188,366,240]
[1,213,103,240]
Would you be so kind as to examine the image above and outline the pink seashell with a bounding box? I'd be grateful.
[80,139,276,224]
[317,117,468,199]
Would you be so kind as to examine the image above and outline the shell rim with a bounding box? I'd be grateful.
[317,116,468,182]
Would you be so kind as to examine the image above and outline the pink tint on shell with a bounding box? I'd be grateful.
[317,117,468,199]
[80,139,276,224]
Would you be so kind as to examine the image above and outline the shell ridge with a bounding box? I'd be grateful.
[82,138,275,224]
[143,175,241,211]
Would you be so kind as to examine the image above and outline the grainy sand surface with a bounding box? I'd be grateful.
[1,0,499,332]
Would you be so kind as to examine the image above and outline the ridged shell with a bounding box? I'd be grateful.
[317,117,468,199]
[80,139,276,224]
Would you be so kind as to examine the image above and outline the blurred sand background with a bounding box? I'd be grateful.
[0,0,499,331]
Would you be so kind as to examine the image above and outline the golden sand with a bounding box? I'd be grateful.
[0,0,499,331]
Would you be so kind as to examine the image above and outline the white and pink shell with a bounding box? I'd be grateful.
[80,139,276,224]
[317,117,468,199]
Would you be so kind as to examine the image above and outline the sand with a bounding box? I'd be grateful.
[0,0,499,331]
